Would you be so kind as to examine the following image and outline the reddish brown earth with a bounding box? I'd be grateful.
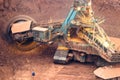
[0,0,120,80]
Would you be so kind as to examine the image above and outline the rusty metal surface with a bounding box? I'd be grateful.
[68,37,99,55]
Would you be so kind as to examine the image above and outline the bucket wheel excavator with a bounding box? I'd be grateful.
[6,0,120,79]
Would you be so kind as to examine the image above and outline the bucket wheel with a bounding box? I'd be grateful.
[7,15,37,51]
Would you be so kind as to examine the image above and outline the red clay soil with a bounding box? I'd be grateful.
[0,0,120,80]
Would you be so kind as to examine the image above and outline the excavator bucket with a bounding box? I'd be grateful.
[94,66,120,79]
